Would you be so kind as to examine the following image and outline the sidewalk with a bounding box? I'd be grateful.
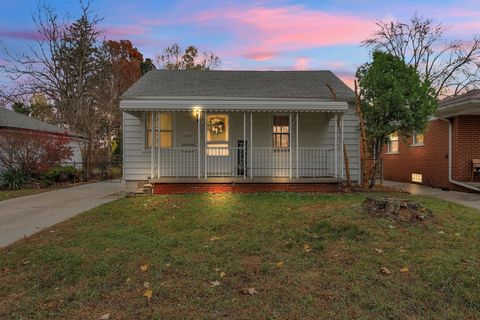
[384,180,480,211]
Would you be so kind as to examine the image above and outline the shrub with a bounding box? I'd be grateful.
[0,130,73,176]
[44,166,77,183]
[0,169,28,190]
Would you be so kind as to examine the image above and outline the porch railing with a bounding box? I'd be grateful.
[154,146,337,178]
[157,147,198,177]
[297,147,335,178]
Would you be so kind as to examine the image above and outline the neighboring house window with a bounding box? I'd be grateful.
[387,132,399,153]
[412,173,423,183]
[412,131,424,146]
[206,114,229,156]
[146,112,173,148]
[273,116,289,148]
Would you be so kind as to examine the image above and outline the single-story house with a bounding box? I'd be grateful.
[382,90,480,192]
[120,70,361,194]
[0,107,83,172]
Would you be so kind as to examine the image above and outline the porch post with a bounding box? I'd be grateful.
[250,112,253,178]
[150,111,155,179]
[243,112,246,179]
[197,110,201,179]
[334,112,338,178]
[204,111,208,179]
[296,112,299,179]
[289,112,292,179]
[157,112,161,178]
[341,113,344,179]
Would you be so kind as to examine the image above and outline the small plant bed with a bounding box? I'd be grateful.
[0,193,479,319]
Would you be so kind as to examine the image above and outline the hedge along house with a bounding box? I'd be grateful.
[382,89,480,192]
[120,70,360,194]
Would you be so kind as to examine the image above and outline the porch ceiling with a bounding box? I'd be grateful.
[120,97,349,113]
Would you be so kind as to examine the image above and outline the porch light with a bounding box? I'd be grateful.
[192,108,202,119]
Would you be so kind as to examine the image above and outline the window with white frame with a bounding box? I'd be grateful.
[146,112,172,148]
[387,132,399,153]
[412,131,424,146]
[273,116,289,148]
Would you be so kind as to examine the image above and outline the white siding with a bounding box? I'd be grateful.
[123,108,360,182]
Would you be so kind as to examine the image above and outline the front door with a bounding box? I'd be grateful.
[206,114,231,176]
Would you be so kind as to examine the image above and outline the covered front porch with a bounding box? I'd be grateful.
[139,107,346,182]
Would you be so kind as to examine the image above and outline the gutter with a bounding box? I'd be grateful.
[440,118,480,192]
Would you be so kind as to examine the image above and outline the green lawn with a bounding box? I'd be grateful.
[0,188,50,201]
[0,193,479,319]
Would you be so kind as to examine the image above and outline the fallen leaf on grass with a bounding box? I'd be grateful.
[400,267,409,273]
[22,260,30,265]
[143,289,153,300]
[166,263,171,267]
[303,244,311,253]
[143,281,150,288]
[240,288,258,295]
[210,236,221,241]
[219,272,226,278]
[214,268,220,272]
[374,248,384,254]
[99,313,110,320]
[276,261,284,267]
[380,267,391,275]
[140,264,149,272]
[210,280,220,287]
[126,277,131,283]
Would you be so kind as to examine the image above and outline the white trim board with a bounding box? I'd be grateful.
[120,98,348,112]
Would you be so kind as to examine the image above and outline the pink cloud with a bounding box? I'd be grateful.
[0,30,43,41]
[243,51,277,61]
[187,5,374,60]
[105,24,147,37]
[135,5,375,62]
[294,57,309,70]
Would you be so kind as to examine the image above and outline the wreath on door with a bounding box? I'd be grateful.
[208,117,225,135]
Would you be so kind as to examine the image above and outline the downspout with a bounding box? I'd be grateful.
[441,118,480,192]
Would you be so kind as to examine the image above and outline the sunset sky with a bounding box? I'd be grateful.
[1,0,479,87]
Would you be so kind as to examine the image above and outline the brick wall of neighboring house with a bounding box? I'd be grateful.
[382,116,480,191]
[382,119,450,189]
[451,115,480,182]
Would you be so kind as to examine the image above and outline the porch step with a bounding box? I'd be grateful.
[152,182,342,194]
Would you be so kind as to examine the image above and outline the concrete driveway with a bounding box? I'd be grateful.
[0,180,124,247]
[384,180,480,211]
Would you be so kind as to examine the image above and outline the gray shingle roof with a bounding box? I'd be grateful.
[121,70,354,101]
[439,89,480,108]
[0,108,79,137]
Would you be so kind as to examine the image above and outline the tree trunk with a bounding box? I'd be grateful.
[354,81,369,188]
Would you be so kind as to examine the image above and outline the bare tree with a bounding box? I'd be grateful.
[1,1,110,178]
[363,14,480,97]
[157,43,221,70]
